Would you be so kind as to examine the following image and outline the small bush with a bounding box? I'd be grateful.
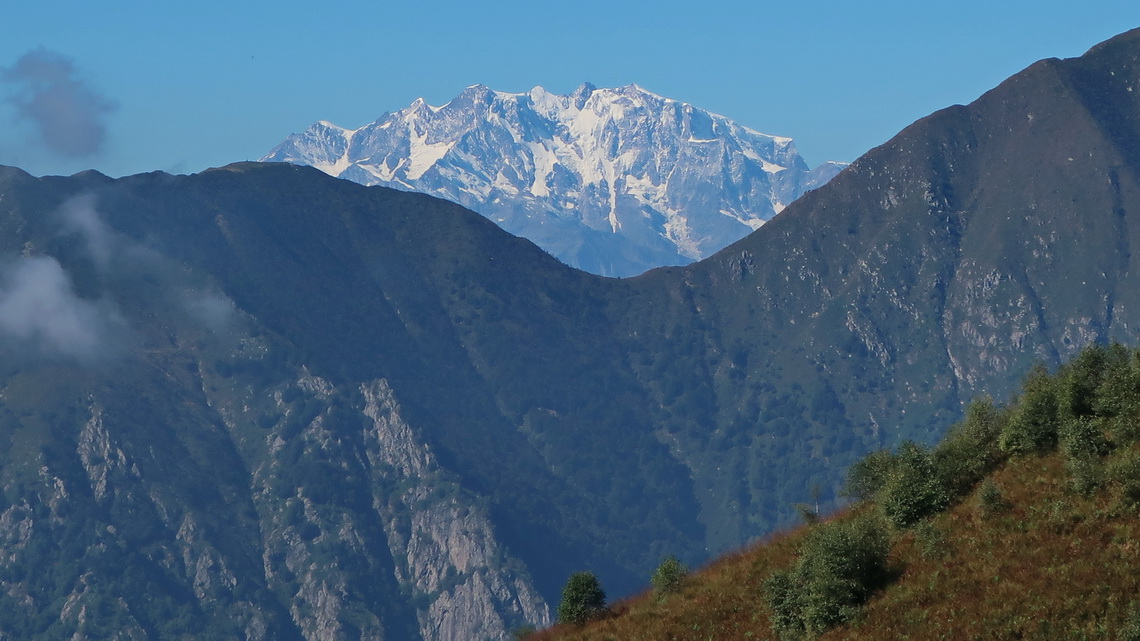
[1107,448,1140,508]
[765,514,891,639]
[999,364,1061,456]
[557,572,606,625]
[765,569,803,638]
[1122,603,1140,641]
[1066,454,1103,496]
[933,397,1007,497]
[977,479,1008,518]
[913,519,949,560]
[880,442,949,529]
[843,449,896,502]
[650,555,688,599]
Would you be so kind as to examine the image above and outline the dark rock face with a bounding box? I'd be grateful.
[666,26,1140,547]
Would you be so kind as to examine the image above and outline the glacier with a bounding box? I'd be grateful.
[263,83,846,277]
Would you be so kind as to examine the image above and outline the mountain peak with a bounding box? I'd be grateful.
[409,96,443,113]
[459,83,494,99]
[262,83,843,276]
[618,82,661,98]
[316,120,353,132]
[571,81,596,107]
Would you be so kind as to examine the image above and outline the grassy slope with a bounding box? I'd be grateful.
[829,453,1140,640]
[535,448,1140,641]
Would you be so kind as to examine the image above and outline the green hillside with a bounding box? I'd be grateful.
[536,343,1140,640]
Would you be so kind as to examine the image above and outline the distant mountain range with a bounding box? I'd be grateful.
[2,26,1140,641]
[262,83,845,276]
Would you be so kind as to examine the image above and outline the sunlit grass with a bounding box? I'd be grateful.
[538,450,1140,641]
[539,344,1140,640]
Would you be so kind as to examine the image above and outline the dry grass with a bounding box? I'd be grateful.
[528,525,805,641]
[824,453,1140,640]
[536,452,1140,641]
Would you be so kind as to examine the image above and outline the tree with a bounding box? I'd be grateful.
[843,449,896,502]
[999,364,1061,455]
[932,397,1006,497]
[1057,343,1112,419]
[765,514,891,639]
[650,555,688,598]
[880,441,949,529]
[1092,344,1140,442]
[557,572,606,625]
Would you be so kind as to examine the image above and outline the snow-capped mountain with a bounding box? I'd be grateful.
[263,83,846,276]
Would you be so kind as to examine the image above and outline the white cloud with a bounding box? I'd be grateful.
[59,194,114,269]
[0,255,122,361]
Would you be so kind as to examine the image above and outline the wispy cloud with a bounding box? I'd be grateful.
[183,291,237,333]
[2,48,116,158]
[0,195,243,362]
[59,194,114,268]
[0,255,123,361]
[60,195,240,341]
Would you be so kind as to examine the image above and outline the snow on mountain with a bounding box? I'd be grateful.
[263,83,846,277]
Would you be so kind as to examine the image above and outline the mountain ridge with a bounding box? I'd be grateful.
[263,82,845,276]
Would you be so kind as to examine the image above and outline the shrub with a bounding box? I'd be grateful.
[1094,345,1140,443]
[977,479,1008,517]
[766,565,802,634]
[557,572,606,625]
[843,449,896,502]
[1122,603,1140,641]
[765,514,891,639]
[933,397,1007,497]
[1059,416,1111,460]
[765,568,803,638]
[650,555,688,599]
[913,519,949,560]
[880,442,949,529]
[1107,447,1140,508]
[1065,454,1102,496]
[999,364,1061,456]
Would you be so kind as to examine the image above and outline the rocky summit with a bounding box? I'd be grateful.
[263,83,844,276]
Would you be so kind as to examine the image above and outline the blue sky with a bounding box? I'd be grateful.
[2,1,1139,178]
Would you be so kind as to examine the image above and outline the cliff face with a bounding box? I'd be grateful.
[195,345,552,639]
[0,358,547,641]
[0,169,550,639]
[359,380,550,641]
[635,28,1140,550]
